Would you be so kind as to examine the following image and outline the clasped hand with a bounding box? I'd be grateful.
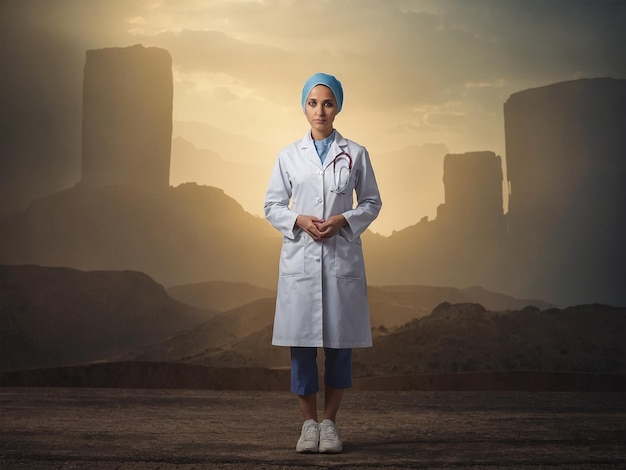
[296,214,347,241]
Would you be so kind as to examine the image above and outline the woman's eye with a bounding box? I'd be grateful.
[308,100,316,107]
[324,102,334,108]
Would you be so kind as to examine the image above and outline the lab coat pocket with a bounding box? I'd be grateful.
[333,168,355,196]
[334,234,364,279]
[279,234,305,277]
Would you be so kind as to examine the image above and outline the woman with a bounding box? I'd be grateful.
[264,72,382,453]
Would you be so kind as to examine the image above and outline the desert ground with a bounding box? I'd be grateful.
[1,387,624,469]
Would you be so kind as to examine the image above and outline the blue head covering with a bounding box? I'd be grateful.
[301,73,344,114]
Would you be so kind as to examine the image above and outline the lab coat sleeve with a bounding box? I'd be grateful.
[264,155,299,239]
[342,148,382,241]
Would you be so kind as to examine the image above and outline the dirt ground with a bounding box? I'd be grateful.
[1,387,624,469]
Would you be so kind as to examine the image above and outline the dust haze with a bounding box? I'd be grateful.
[3,1,625,230]
[0,3,625,308]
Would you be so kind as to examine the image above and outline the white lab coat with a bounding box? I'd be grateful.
[264,130,382,348]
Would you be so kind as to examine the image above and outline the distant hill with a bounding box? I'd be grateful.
[173,120,276,166]
[354,302,625,377]
[167,280,275,311]
[3,263,620,384]
[121,297,287,367]
[123,285,553,369]
[0,265,212,372]
[170,136,271,220]
[367,284,551,328]
[169,135,451,236]
[0,183,281,288]
[129,301,624,377]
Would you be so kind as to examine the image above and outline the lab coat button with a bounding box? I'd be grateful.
[316,197,322,203]
[314,257,321,262]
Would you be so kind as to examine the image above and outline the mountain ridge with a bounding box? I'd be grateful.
[1,263,623,389]
[0,264,212,372]
[0,183,280,288]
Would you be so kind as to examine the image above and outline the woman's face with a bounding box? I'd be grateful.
[305,85,338,140]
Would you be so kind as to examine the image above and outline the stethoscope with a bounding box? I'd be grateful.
[331,151,352,195]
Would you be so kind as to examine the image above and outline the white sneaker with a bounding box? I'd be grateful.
[295,419,319,453]
[318,419,342,453]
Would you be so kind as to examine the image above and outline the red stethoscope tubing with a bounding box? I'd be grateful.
[332,151,352,171]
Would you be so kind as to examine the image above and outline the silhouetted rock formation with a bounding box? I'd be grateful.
[365,78,626,306]
[503,78,626,305]
[0,45,280,291]
[364,151,506,289]
[81,45,172,190]
[0,183,279,288]
[438,151,504,238]
[2,48,623,309]
[437,152,504,235]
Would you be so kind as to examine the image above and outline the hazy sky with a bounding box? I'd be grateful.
[1,0,624,231]
[92,1,626,149]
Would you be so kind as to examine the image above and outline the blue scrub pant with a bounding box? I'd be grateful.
[290,347,352,395]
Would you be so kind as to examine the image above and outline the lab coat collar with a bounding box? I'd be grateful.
[299,130,349,169]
